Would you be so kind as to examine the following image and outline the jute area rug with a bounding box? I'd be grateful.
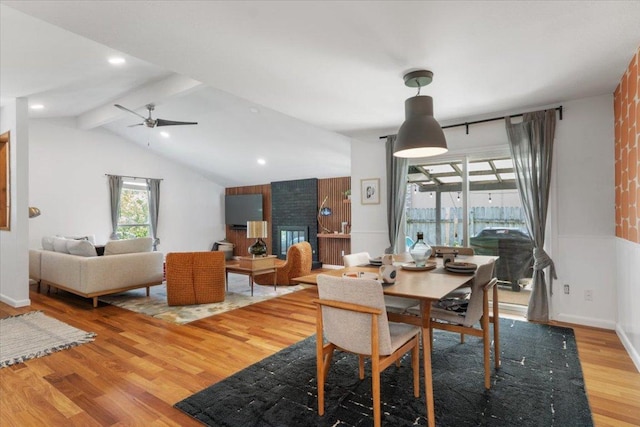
[0,311,96,368]
[176,318,593,427]
[99,273,308,325]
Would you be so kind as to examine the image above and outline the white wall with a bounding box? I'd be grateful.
[350,94,618,329]
[29,118,226,253]
[0,98,30,307]
[616,237,640,371]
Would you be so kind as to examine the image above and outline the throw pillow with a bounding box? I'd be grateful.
[42,236,55,251]
[66,239,97,257]
[59,234,96,244]
[104,237,153,255]
[52,237,70,253]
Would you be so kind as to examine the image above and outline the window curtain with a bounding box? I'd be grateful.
[108,175,123,240]
[505,110,557,322]
[146,178,161,251]
[385,135,408,254]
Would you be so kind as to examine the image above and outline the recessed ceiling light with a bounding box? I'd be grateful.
[249,107,260,114]
[108,56,126,65]
[160,131,170,138]
[30,104,44,110]
[257,158,266,165]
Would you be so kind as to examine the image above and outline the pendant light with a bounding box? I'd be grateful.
[394,70,448,158]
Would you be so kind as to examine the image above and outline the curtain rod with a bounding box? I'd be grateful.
[105,174,163,181]
[379,105,563,139]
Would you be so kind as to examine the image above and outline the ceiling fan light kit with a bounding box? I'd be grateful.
[114,103,198,128]
[394,70,448,158]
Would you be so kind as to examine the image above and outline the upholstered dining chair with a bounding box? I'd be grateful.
[343,252,419,314]
[165,251,226,306]
[254,241,312,286]
[314,274,421,427]
[342,251,371,267]
[414,259,499,389]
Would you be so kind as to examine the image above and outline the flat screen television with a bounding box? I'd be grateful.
[225,194,263,229]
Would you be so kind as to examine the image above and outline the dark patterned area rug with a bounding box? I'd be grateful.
[175,318,593,426]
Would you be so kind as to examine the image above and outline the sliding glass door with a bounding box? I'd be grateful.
[405,153,533,293]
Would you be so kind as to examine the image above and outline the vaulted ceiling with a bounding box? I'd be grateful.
[2,1,639,187]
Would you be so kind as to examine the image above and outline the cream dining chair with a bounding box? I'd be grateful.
[343,252,419,314]
[314,274,422,427]
[410,259,500,389]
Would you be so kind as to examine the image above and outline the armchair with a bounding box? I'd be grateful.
[254,241,312,286]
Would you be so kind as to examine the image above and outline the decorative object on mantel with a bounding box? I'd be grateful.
[394,69,448,158]
[28,207,41,218]
[247,220,268,256]
[342,189,351,200]
[317,195,332,233]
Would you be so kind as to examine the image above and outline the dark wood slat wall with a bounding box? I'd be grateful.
[225,177,351,265]
[225,184,271,257]
[317,177,351,265]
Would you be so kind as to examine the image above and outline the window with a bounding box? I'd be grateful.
[116,179,150,239]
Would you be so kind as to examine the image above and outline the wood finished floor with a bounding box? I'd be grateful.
[1,282,639,427]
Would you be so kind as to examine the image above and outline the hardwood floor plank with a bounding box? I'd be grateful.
[0,285,637,426]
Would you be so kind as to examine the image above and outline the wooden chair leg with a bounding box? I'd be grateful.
[460,333,465,344]
[359,355,365,379]
[493,285,501,369]
[372,362,381,427]
[412,337,420,397]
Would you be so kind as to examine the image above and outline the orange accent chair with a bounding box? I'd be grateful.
[165,251,226,306]
[254,241,312,286]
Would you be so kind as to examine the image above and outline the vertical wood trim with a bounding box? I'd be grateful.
[225,184,271,256]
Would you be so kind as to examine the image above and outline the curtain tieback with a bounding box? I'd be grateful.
[533,247,557,279]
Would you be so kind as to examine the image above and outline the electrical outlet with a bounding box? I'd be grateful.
[563,284,570,294]
[341,250,345,257]
[584,290,593,301]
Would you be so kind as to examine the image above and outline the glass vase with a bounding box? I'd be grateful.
[410,232,432,267]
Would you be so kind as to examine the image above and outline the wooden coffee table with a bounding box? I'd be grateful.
[225,255,279,296]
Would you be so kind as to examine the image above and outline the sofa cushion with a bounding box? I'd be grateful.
[42,236,55,251]
[104,237,153,255]
[53,237,70,253]
[66,239,97,257]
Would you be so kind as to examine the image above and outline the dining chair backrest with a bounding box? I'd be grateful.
[461,259,495,327]
[343,252,371,267]
[316,274,394,355]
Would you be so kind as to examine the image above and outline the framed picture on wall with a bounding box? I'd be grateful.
[360,178,380,205]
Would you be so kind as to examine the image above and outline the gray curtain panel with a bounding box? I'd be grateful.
[505,110,557,322]
[108,175,123,240]
[385,136,408,254]
[146,178,161,251]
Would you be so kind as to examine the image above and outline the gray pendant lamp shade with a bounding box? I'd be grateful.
[394,70,448,158]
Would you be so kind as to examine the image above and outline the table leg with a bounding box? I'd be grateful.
[250,274,254,296]
[273,268,277,292]
[421,300,435,427]
[225,270,229,292]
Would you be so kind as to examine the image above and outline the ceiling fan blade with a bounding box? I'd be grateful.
[155,118,198,127]
[127,123,145,127]
[114,104,148,121]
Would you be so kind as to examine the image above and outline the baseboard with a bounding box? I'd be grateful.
[0,293,31,308]
[553,313,616,330]
[616,324,640,373]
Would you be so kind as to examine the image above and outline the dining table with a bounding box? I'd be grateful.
[292,254,498,427]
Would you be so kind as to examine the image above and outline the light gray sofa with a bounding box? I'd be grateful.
[29,237,164,307]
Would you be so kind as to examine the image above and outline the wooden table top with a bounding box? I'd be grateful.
[293,255,496,302]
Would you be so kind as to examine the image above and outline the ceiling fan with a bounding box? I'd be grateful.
[114,103,198,128]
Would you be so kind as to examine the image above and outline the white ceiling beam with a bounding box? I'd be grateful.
[77,74,203,130]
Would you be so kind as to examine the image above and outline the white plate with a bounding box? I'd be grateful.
[401,261,437,271]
